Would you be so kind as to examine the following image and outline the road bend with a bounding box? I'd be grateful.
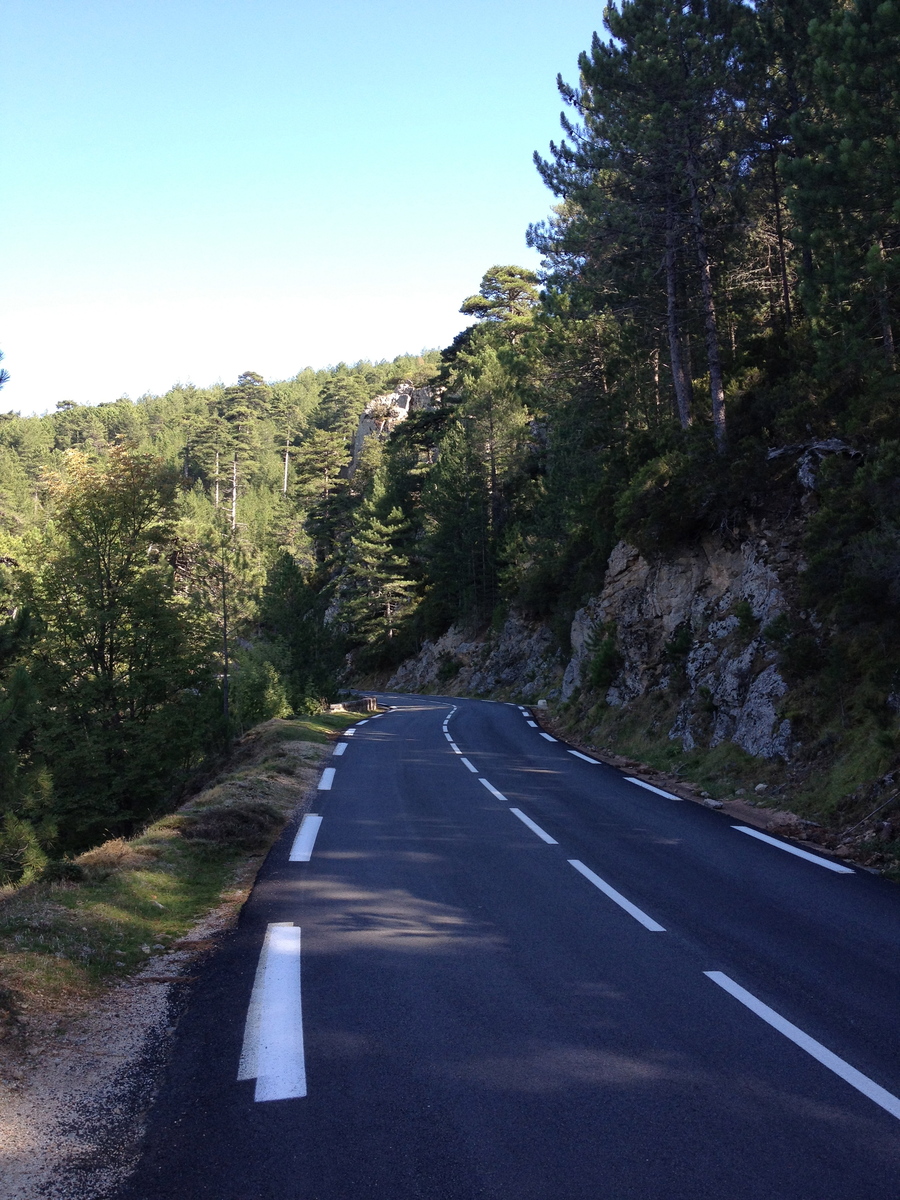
[117,694,900,1199]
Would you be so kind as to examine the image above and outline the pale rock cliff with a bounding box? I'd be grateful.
[388,527,803,761]
[564,536,795,759]
[349,383,436,473]
[386,613,561,700]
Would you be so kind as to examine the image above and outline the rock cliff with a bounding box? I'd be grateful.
[388,523,807,763]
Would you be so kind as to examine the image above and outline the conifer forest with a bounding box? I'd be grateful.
[2,0,900,879]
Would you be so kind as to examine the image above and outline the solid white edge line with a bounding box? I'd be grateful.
[238,923,307,1102]
[539,732,557,742]
[479,778,508,802]
[255,925,307,1101]
[318,767,335,791]
[526,720,538,727]
[567,860,666,931]
[509,808,558,844]
[289,814,323,862]
[238,922,288,1082]
[460,757,478,773]
[732,825,854,874]
[568,750,598,763]
[624,776,683,801]
[704,971,900,1121]
[333,742,347,756]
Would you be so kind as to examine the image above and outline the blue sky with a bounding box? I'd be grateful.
[1,0,604,414]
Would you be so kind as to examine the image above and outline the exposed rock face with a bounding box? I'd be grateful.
[386,527,801,761]
[350,383,436,473]
[386,614,561,700]
[564,538,794,759]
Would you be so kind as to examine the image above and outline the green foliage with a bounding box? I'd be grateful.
[585,621,622,691]
[0,813,48,887]
[231,649,292,731]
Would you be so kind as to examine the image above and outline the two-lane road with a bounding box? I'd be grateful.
[119,695,900,1199]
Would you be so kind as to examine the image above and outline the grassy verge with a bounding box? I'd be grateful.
[0,712,359,1034]
[548,687,900,879]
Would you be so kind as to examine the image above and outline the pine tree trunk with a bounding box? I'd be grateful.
[685,154,727,452]
[665,203,693,428]
[215,451,220,508]
[283,439,290,494]
[231,457,238,531]
[769,148,792,328]
[876,239,896,368]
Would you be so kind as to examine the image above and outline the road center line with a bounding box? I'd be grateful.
[479,778,509,802]
[732,825,854,873]
[509,808,558,844]
[568,860,666,931]
[318,767,335,791]
[289,814,323,862]
[568,750,598,763]
[333,742,347,756]
[539,732,557,742]
[704,971,900,1120]
[625,777,683,801]
[238,923,307,1102]
[459,757,478,773]
[448,742,462,753]
[444,732,454,742]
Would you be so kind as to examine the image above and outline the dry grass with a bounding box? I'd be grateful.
[0,711,358,1030]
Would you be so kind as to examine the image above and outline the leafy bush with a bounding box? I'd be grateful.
[0,813,48,886]
[586,621,622,690]
[232,648,292,729]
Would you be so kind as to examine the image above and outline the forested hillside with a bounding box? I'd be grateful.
[3,0,900,878]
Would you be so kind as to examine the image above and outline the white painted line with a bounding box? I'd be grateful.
[238,923,307,1102]
[568,860,666,932]
[333,742,347,756]
[449,742,462,753]
[732,826,854,873]
[568,750,598,763]
[479,778,509,802]
[526,720,538,727]
[704,971,900,1121]
[356,719,368,726]
[518,706,528,713]
[625,777,683,801]
[444,732,454,742]
[289,814,323,862]
[509,808,558,844]
[460,757,478,773]
[318,767,335,791]
[344,728,355,736]
[540,732,557,742]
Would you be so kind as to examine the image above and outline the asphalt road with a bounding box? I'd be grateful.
[118,695,900,1199]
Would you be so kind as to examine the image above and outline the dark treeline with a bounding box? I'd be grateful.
[2,0,900,878]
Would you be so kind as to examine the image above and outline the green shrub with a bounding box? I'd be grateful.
[586,622,622,690]
[0,813,49,887]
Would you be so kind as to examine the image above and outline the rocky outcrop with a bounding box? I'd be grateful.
[349,383,436,473]
[386,523,803,761]
[386,614,561,699]
[564,536,794,759]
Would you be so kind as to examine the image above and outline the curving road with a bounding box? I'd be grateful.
[117,695,900,1199]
